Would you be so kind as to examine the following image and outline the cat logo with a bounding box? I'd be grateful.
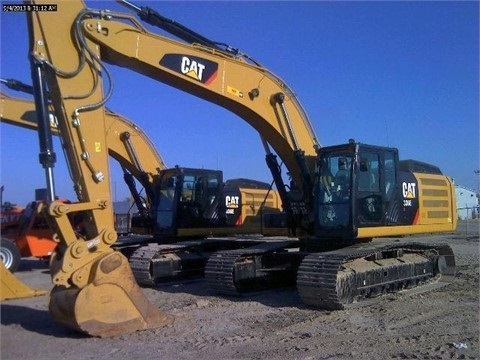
[181,57,205,81]
[159,54,218,84]
[225,195,239,209]
[402,182,416,199]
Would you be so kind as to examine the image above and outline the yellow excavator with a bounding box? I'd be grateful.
[2,0,456,337]
[1,88,287,293]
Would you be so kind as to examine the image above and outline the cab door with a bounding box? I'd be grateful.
[355,148,398,227]
[154,171,181,236]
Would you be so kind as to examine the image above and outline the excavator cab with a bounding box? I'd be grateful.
[315,141,400,239]
[153,168,224,238]
[315,141,456,243]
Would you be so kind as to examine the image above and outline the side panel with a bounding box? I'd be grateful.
[224,188,242,226]
[227,187,283,228]
[414,173,457,227]
[386,171,419,226]
[357,171,457,238]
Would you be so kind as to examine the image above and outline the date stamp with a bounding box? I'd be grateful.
[3,3,57,12]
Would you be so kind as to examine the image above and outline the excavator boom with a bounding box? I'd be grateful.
[84,14,320,176]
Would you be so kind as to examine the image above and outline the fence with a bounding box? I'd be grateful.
[457,206,479,220]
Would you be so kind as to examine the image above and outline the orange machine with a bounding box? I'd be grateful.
[1,185,57,272]
[3,201,57,257]
[1,197,75,272]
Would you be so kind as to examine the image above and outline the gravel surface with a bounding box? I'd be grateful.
[1,221,479,359]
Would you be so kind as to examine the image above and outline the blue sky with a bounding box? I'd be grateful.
[1,1,478,206]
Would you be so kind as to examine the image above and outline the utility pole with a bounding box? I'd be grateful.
[475,170,480,219]
[475,170,480,197]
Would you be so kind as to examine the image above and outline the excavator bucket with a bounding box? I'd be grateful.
[49,251,173,338]
[0,263,47,300]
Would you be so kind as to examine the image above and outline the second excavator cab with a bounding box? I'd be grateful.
[150,167,287,240]
[153,168,224,238]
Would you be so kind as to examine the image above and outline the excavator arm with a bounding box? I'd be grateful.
[22,1,175,336]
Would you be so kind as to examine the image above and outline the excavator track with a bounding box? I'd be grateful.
[129,244,203,286]
[205,240,301,295]
[205,249,263,295]
[297,242,455,310]
[128,238,274,286]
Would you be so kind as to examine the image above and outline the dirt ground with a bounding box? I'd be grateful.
[1,221,479,360]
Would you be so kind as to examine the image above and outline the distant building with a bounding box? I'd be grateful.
[455,185,478,220]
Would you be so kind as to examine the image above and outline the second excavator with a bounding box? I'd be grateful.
[1,87,287,280]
